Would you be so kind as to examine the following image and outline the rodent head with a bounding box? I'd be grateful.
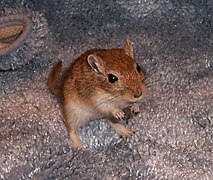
[87,40,146,104]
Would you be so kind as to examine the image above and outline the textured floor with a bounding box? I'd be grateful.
[0,0,213,179]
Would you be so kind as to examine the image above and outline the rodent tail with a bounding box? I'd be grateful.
[48,61,63,97]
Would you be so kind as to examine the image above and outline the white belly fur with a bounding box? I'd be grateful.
[65,101,102,129]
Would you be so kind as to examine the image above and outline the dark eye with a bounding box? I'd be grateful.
[136,64,141,73]
[108,74,118,83]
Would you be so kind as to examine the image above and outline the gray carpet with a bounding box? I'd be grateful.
[0,0,213,179]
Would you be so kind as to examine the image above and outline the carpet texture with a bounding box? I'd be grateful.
[0,0,212,179]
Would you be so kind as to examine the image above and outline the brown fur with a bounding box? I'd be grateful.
[48,40,146,148]
[47,61,63,97]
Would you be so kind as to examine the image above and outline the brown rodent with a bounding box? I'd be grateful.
[48,40,146,148]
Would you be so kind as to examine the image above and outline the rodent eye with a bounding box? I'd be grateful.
[136,64,141,73]
[108,74,118,83]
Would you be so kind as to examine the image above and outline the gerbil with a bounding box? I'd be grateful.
[48,40,146,148]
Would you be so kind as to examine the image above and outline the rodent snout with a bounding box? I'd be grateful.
[133,90,142,99]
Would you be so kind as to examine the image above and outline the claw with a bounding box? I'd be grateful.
[130,103,140,114]
[113,109,125,120]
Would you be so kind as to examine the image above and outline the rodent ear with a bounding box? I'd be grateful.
[87,54,105,75]
[124,39,134,58]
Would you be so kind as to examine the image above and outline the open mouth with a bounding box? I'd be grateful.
[0,15,32,55]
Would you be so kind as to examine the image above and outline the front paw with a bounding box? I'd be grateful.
[112,109,125,120]
[130,103,140,115]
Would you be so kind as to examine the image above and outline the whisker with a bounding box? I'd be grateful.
[144,79,162,86]
[95,94,122,109]
[146,84,155,88]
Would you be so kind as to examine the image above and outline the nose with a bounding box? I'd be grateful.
[134,90,142,99]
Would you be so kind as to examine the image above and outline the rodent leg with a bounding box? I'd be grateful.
[109,121,134,139]
[64,102,87,148]
[112,109,125,120]
[130,103,140,114]
[64,100,92,148]
[69,130,83,148]
[65,117,83,148]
